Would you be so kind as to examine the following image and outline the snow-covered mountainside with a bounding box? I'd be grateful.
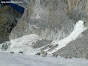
[47,20,87,54]
[9,0,74,40]
[0,34,41,55]
[0,52,88,66]
[0,20,87,57]
[1,0,88,63]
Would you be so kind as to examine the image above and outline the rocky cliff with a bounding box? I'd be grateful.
[0,5,22,43]
[53,31,88,59]
[9,0,88,58]
[51,0,88,59]
[10,0,88,41]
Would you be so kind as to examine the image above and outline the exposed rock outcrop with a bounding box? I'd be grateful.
[53,30,88,59]
[0,5,22,43]
[8,0,88,59]
[10,0,74,40]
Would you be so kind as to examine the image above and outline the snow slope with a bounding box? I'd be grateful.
[9,34,41,55]
[47,20,87,54]
[0,34,41,55]
[0,20,87,56]
[0,52,88,66]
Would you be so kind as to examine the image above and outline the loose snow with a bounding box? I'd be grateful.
[0,52,88,66]
[0,34,41,55]
[48,20,87,54]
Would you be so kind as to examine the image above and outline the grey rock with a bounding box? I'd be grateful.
[8,0,88,59]
[11,0,30,7]
[10,52,14,54]
[10,0,88,40]
[0,5,22,43]
[19,51,23,54]
[32,39,52,48]
[10,0,75,40]
[35,52,40,55]
[1,41,11,51]
[40,50,47,57]
[53,31,88,59]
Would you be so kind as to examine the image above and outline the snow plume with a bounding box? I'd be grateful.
[47,20,88,54]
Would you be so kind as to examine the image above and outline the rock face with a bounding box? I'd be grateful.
[10,0,88,41]
[0,5,22,43]
[9,0,88,58]
[53,31,88,59]
[9,0,73,40]
[32,39,52,48]
[0,3,1,8]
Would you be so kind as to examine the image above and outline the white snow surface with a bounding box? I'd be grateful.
[0,52,88,66]
[48,20,87,54]
[3,34,41,55]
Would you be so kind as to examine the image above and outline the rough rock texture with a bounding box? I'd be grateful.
[9,0,88,58]
[10,0,88,41]
[53,30,88,59]
[32,39,52,48]
[0,5,22,43]
[10,0,74,40]
[1,41,11,51]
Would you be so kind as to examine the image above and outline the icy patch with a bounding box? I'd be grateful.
[0,20,87,55]
[30,0,47,19]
